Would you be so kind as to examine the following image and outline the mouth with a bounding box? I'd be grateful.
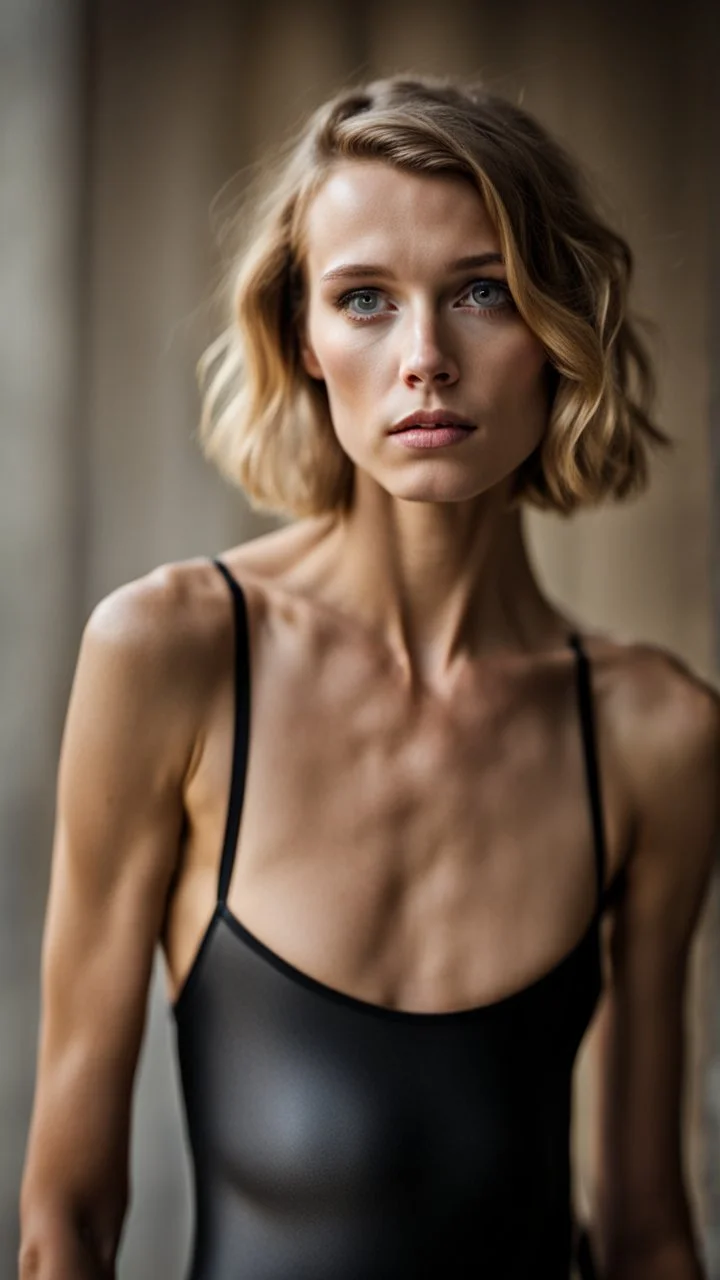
[388,410,476,434]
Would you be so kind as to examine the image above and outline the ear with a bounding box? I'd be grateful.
[301,340,324,381]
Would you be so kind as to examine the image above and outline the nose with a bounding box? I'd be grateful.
[398,309,459,389]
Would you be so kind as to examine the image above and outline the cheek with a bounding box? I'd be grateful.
[484,328,548,411]
[315,328,383,399]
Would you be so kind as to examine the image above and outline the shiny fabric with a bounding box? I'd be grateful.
[172,558,607,1279]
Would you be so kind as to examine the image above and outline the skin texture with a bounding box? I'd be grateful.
[299,161,557,686]
[18,162,719,1279]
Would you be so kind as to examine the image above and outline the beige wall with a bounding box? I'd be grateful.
[1,0,85,1260]
[3,1,716,1275]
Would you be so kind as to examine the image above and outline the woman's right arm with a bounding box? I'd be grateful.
[18,565,205,1278]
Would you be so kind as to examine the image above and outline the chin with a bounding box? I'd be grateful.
[381,472,499,505]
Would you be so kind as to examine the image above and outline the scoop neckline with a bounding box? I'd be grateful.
[172,898,600,1025]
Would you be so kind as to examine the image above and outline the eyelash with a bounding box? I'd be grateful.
[333,279,516,323]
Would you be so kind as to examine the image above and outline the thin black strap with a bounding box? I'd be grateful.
[567,631,608,913]
[211,558,251,906]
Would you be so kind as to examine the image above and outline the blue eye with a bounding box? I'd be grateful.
[338,289,384,317]
[465,280,512,309]
[333,278,514,322]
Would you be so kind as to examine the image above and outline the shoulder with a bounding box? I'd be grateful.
[599,637,719,795]
[80,557,269,776]
[83,524,335,689]
[87,555,226,647]
[579,628,718,764]
[85,553,269,668]
[595,635,719,946]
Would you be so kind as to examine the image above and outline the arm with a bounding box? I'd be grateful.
[589,650,720,1280]
[18,565,204,1278]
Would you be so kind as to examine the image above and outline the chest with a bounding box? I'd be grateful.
[169,613,628,1012]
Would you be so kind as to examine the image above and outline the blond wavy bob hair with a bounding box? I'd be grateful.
[198,74,671,520]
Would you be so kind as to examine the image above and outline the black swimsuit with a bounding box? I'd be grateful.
[172,557,608,1279]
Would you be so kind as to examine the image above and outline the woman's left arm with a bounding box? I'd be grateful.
[590,649,720,1280]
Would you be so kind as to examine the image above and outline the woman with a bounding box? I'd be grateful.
[19,75,719,1279]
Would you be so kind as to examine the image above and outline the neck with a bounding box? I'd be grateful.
[308,472,571,685]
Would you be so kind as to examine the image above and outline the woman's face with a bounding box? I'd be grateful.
[300,160,550,505]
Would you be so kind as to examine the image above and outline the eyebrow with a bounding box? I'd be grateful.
[319,253,505,283]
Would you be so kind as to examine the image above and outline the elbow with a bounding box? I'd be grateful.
[601,1233,705,1280]
[17,1237,70,1280]
[18,1192,123,1280]
[17,1239,42,1280]
[18,1229,118,1280]
[595,1181,705,1279]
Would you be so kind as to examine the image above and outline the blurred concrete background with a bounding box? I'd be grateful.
[2,0,718,1275]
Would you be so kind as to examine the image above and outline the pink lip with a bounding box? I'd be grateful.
[391,425,474,450]
[389,409,476,433]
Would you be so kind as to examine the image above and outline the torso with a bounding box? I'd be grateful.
[159,518,636,1016]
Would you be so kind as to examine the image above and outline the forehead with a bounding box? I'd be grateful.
[303,161,500,277]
